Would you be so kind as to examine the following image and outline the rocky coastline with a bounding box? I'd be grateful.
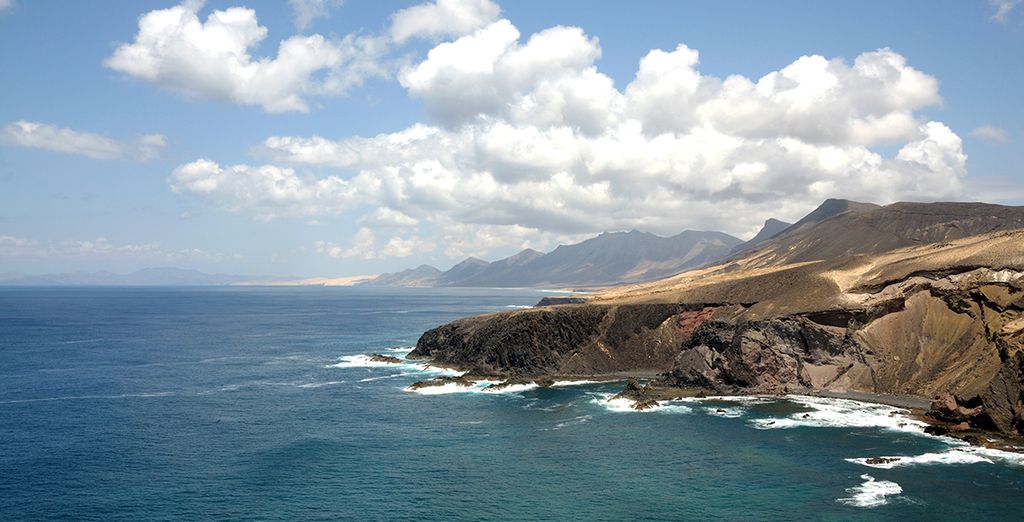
[406,226,1024,447]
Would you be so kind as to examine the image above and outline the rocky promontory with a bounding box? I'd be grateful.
[409,202,1024,440]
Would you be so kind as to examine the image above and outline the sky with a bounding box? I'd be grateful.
[1,0,1022,277]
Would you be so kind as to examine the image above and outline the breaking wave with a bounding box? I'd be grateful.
[836,474,903,508]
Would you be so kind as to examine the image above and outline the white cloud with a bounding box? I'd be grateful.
[315,228,433,260]
[0,0,13,12]
[1,120,167,161]
[289,0,339,32]
[105,1,385,113]
[358,207,419,228]
[389,0,500,43]
[168,159,364,220]
[192,20,967,259]
[0,235,219,261]
[990,0,1022,22]
[970,125,1009,144]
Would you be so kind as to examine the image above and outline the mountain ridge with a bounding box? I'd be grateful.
[364,228,743,288]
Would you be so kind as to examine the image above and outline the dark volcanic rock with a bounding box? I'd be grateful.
[980,351,1024,436]
[368,354,403,364]
[536,296,587,306]
[406,375,477,390]
[865,457,900,465]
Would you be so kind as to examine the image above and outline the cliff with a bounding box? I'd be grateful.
[409,201,1024,439]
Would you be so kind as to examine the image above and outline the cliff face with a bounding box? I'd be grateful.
[411,225,1024,438]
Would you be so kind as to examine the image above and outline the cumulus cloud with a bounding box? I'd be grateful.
[168,159,366,220]
[315,228,434,260]
[105,1,386,113]
[1,120,167,161]
[970,125,1009,144]
[990,0,1022,22]
[389,0,500,43]
[184,19,967,258]
[289,0,339,32]
[358,207,420,228]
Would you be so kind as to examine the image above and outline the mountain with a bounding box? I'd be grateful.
[724,200,1024,269]
[366,264,442,287]
[0,267,254,286]
[365,229,743,288]
[408,200,1024,442]
[729,218,792,255]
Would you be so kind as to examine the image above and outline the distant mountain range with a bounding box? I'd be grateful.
[364,229,747,288]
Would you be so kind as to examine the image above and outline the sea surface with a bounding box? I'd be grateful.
[2,286,1023,521]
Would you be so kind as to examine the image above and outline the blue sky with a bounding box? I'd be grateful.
[1,0,1022,277]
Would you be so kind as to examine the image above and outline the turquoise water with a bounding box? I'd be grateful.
[1,287,1022,520]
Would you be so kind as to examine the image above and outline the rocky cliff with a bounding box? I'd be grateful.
[409,202,1024,439]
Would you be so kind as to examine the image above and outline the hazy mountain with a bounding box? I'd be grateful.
[367,265,443,287]
[729,218,792,256]
[366,229,742,288]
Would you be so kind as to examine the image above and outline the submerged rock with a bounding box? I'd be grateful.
[406,375,477,390]
[368,354,403,364]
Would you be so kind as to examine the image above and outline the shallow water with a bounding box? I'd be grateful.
[1,286,1022,520]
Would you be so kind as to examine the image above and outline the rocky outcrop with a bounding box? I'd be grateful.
[368,354,403,364]
[411,303,690,376]
[411,221,1024,439]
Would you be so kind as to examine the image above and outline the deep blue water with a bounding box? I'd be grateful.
[1,287,1023,521]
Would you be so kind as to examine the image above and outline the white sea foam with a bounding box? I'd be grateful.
[847,445,1024,469]
[590,393,694,414]
[326,353,461,376]
[297,380,347,389]
[326,354,402,368]
[704,406,747,418]
[551,380,604,387]
[549,415,592,431]
[358,373,415,383]
[748,395,927,434]
[403,380,501,395]
[481,383,539,394]
[506,305,533,309]
[836,474,903,508]
[0,391,175,404]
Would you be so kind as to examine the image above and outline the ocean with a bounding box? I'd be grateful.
[1,286,1023,520]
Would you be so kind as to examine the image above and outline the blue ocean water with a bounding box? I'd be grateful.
[1,287,1023,521]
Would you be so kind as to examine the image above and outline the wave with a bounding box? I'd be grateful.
[547,415,593,431]
[590,393,694,414]
[482,383,539,394]
[403,380,501,395]
[836,474,903,508]
[506,305,533,309]
[551,380,605,387]
[704,406,747,418]
[747,395,927,434]
[847,444,1024,469]
[325,354,461,376]
[296,380,347,389]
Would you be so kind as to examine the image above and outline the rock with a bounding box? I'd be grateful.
[633,399,660,411]
[368,354,403,364]
[953,433,990,447]
[407,375,476,390]
[928,393,985,424]
[865,457,900,465]
[924,425,951,436]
